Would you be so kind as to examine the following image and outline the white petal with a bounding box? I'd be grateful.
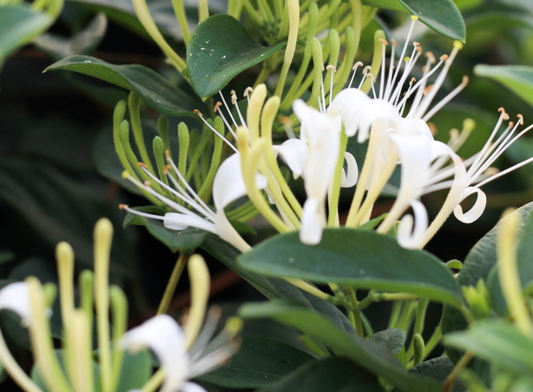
[0,282,31,325]
[341,152,358,188]
[121,315,188,392]
[299,198,324,245]
[397,200,428,249]
[164,213,217,234]
[214,211,251,253]
[453,187,487,224]
[327,88,370,137]
[181,382,207,392]
[213,154,266,210]
[357,99,399,143]
[272,139,308,179]
[396,118,433,139]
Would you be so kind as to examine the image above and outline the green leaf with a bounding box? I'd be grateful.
[255,357,383,392]
[474,65,533,110]
[198,336,313,388]
[362,0,466,41]
[0,251,15,265]
[124,206,207,253]
[367,328,406,355]
[116,349,152,392]
[239,301,444,392]
[444,320,533,377]
[34,12,107,62]
[409,356,466,392]
[187,14,286,99]
[398,0,465,41]
[44,55,197,116]
[0,5,52,63]
[238,228,462,307]
[202,235,355,334]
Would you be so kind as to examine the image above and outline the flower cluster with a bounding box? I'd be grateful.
[122,17,533,251]
[0,219,240,392]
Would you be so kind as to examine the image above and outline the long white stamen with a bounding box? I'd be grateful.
[384,39,397,100]
[326,64,336,106]
[389,16,418,95]
[196,111,239,153]
[219,91,240,129]
[379,39,388,99]
[214,102,237,139]
[358,66,371,89]
[422,76,469,121]
[231,90,249,131]
[397,56,444,111]
[120,205,167,221]
[389,44,422,105]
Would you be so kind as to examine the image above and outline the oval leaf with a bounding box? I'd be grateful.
[44,55,197,116]
[187,14,286,99]
[256,357,383,392]
[398,0,465,41]
[475,65,533,110]
[0,4,52,63]
[367,328,406,355]
[198,336,313,388]
[409,357,466,392]
[238,228,462,307]
[239,301,444,392]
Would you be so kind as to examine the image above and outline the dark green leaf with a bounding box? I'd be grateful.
[116,349,152,392]
[34,12,107,61]
[187,14,286,99]
[256,357,383,392]
[198,336,313,388]
[0,251,15,265]
[0,5,52,63]
[362,0,466,41]
[398,0,465,41]
[44,55,197,116]
[367,328,406,355]
[202,235,355,334]
[124,206,207,253]
[239,301,444,392]
[238,228,462,307]
[444,320,533,376]
[0,157,135,278]
[409,356,466,392]
[474,65,533,110]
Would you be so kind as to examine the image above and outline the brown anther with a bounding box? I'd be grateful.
[425,52,435,63]
[416,46,423,53]
[422,65,429,73]
[391,39,397,47]
[410,77,416,84]
[352,61,363,70]
[279,116,292,125]
[326,64,337,71]
[367,74,376,82]
[517,114,524,125]
[118,204,129,210]
[509,121,514,128]
[144,181,151,187]
[423,85,434,94]
[486,167,500,175]
[462,75,469,85]
[413,41,420,46]
[214,102,222,112]
[165,150,171,160]
[378,38,389,45]
[163,165,170,175]
[440,54,449,61]
[428,122,438,135]
[137,162,148,168]
[193,109,203,116]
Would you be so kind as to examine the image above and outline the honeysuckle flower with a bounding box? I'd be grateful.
[121,312,239,392]
[121,152,266,253]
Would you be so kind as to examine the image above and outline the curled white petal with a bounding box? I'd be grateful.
[214,211,251,252]
[397,201,429,249]
[121,315,187,392]
[299,198,324,245]
[357,99,399,143]
[453,187,487,224]
[0,282,31,325]
[341,152,358,188]
[272,139,307,179]
[327,88,370,137]
[164,213,218,234]
[212,154,266,211]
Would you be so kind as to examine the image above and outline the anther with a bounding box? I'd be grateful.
[440,54,449,61]
[243,87,253,97]
[165,150,171,161]
[509,121,515,128]
[143,181,151,187]
[193,109,203,116]
[378,38,389,45]
[118,204,129,210]
[326,64,337,71]
[352,61,363,71]
[411,15,419,20]
[425,52,435,63]
[362,65,372,75]
[214,102,222,112]
[461,75,469,86]
[231,90,237,105]
[517,114,524,125]
[137,162,148,168]
[409,77,416,85]
[391,39,397,47]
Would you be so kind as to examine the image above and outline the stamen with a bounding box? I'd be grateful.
[379,38,388,99]
[348,61,363,88]
[279,116,296,139]
[357,66,371,89]
[213,102,222,112]
[196,111,238,153]
[326,64,336,106]
[193,109,203,116]
[230,90,238,105]
[218,91,240,129]
[243,87,254,104]
[422,75,469,121]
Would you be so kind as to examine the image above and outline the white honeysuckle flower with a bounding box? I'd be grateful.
[121,314,237,392]
[0,282,32,325]
[122,153,266,253]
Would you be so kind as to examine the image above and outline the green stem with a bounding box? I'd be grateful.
[157,254,188,315]
[346,287,364,337]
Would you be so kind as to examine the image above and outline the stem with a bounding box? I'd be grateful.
[328,132,348,227]
[170,0,190,43]
[444,351,474,392]
[346,287,364,337]
[157,254,188,315]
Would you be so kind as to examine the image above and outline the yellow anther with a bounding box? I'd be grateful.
[453,41,464,50]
